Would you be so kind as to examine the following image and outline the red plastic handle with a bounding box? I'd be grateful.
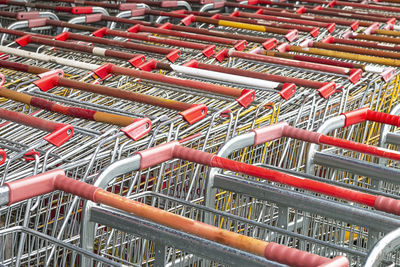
[342,108,400,127]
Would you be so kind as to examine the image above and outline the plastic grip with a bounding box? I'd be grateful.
[342,108,400,127]
[374,196,400,215]
[172,145,214,166]
[137,141,179,170]
[251,122,287,146]
[317,256,349,267]
[54,175,98,202]
[367,109,400,126]
[5,169,65,205]
[265,243,331,267]
[282,125,321,144]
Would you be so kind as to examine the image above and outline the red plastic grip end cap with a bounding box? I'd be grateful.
[182,59,199,68]
[230,11,240,17]
[211,14,221,19]
[327,23,336,33]
[202,45,216,58]
[285,29,298,42]
[92,27,108,37]
[121,118,152,141]
[236,89,255,108]
[255,9,264,15]
[54,32,70,41]
[348,69,362,84]
[181,14,195,26]
[322,36,334,44]
[350,21,359,31]
[33,74,61,92]
[279,83,296,100]
[138,60,158,72]
[317,82,337,99]
[166,49,181,62]
[328,0,337,7]
[127,24,141,33]
[43,124,74,147]
[310,27,320,38]
[313,5,323,10]
[158,22,172,29]
[92,63,114,80]
[296,6,306,14]
[262,38,277,51]
[129,55,146,68]
[179,104,208,125]
[248,0,258,4]
[15,35,32,47]
[381,67,395,82]
[234,40,247,51]
[214,48,229,62]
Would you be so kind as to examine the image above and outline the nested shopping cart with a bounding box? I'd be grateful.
[199,121,400,265]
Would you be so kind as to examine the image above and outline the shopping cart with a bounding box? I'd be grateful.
[200,122,400,265]
[0,166,349,266]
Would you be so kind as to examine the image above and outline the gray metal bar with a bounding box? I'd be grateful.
[385,132,400,146]
[313,152,400,185]
[89,206,286,267]
[213,173,400,232]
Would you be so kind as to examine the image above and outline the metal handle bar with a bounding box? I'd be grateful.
[0,86,145,127]
[0,169,347,267]
[0,108,73,147]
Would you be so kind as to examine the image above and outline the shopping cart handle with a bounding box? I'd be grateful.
[341,108,400,127]
[374,196,400,215]
[0,108,74,147]
[264,243,348,267]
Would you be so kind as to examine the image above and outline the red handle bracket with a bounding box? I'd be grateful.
[310,27,320,38]
[15,35,32,47]
[234,40,247,51]
[317,82,337,99]
[285,29,298,42]
[279,83,296,100]
[92,63,114,80]
[179,104,208,125]
[54,32,70,41]
[92,27,109,37]
[33,74,61,92]
[43,124,74,147]
[23,150,40,162]
[166,49,181,63]
[138,60,158,72]
[121,117,152,141]
[129,54,146,68]
[214,48,230,62]
[262,38,277,51]
[202,45,216,58]
[181,14,195,26]
[348,69,362,84]
[236,89,255,108]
